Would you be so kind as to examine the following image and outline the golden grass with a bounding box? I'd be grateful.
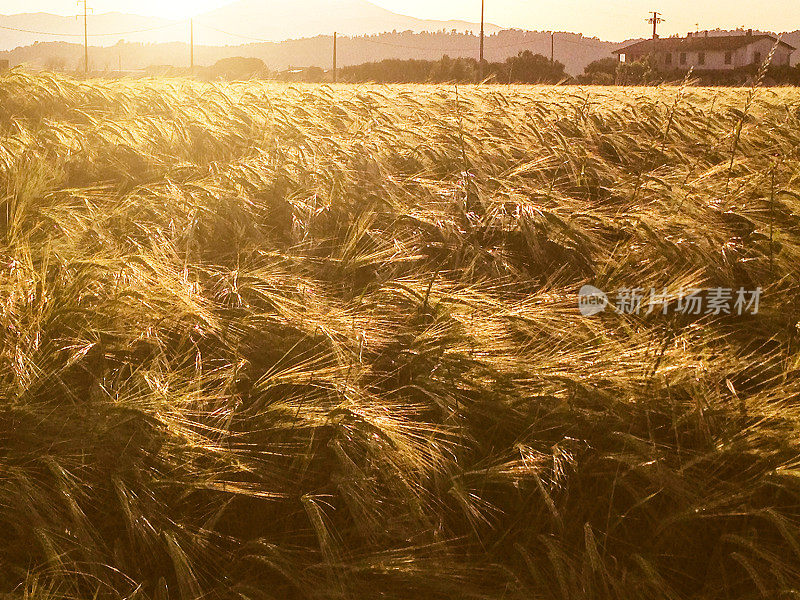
[1,70,800,599]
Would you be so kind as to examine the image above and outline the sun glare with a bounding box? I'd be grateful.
[135,0,230,20]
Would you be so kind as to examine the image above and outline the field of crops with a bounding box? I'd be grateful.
[1,70,800,599]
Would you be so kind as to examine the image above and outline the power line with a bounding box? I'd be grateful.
[193,22,274,43]
[0,24,86,35]
[0,21,183,38]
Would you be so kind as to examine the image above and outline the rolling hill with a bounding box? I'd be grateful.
[0,0,502,51]
[196,0,502,42]
[0,12,179,50]
[0,30,620,76]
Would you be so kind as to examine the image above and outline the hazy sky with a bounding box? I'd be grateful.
[4,0,799,41]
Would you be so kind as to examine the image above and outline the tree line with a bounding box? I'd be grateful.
[340,51,568,84]
[35,50,800,87]
[335,52,800,85]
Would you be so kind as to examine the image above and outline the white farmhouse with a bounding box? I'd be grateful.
[613,31,795,72]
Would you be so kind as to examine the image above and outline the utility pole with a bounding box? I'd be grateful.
[478,0,485,80]
[646,11,664,59]
[190,19,194,71]
[550,31,555,65]
[646,11,664,39]
[332,32,337,83]
[78,0,91,74]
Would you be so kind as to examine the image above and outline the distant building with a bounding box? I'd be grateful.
[613,31,795,71]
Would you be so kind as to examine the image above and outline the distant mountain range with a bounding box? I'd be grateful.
[0,0,503,51]
[199,0,504,41]
[0,1,797,75]
[0,12,178,50]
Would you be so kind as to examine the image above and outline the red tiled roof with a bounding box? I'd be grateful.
[613,35,795,55]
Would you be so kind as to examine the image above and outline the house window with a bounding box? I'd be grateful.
[698,52,706,65]
[725,51,733,65]
[754,51,762,65]
[665,53,672,66]
[680,53,687,65]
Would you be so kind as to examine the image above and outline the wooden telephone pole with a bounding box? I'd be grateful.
[190,19,194,71]
[78,0,90,74]
[647,11,664,39]
[478,0,485,80]
[646,11,664,58]
[333,32,338,83]
[550,31,555,64]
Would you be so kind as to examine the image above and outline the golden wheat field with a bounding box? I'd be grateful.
[1,70,800,599]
